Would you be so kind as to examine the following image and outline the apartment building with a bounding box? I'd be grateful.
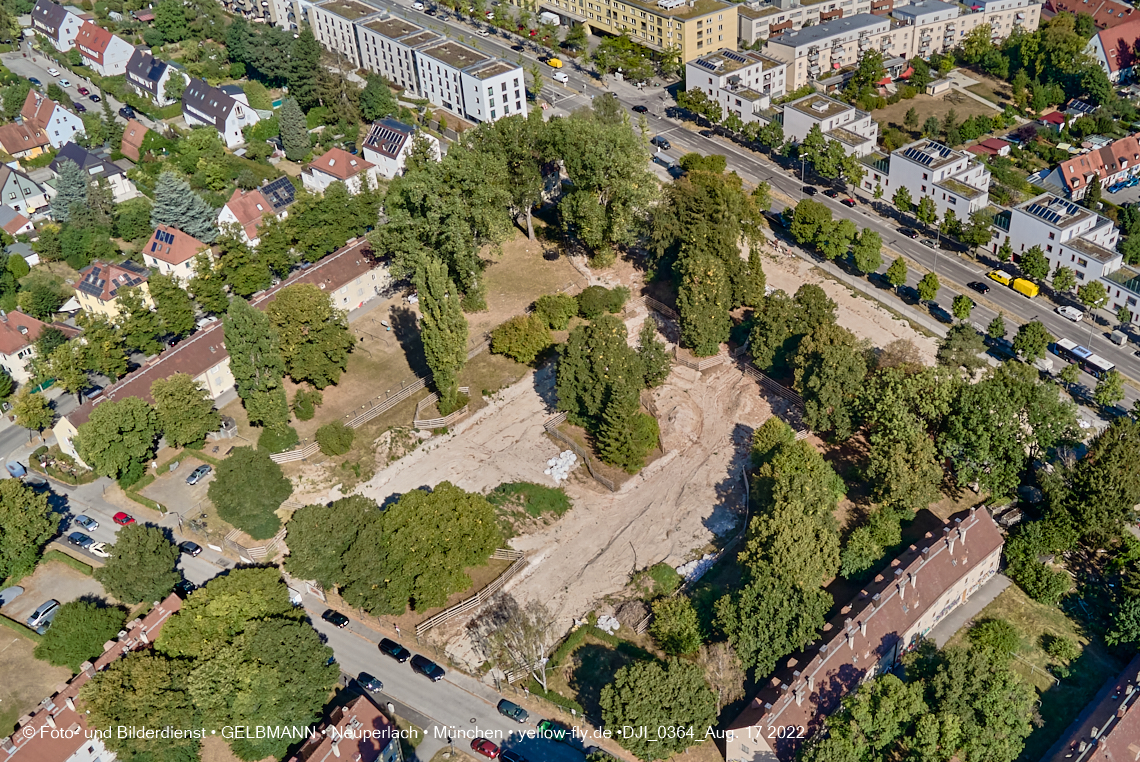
[74,260,150,320]
[355,14,438,97]
[726,508,1004,762]
[126,48,188,107]
[738,0,887,47]
[415,40,527,123]
[74,21,134,76]
[310,0,377,68]
[29,0,86,51]
[685,48,787,124]
[519,0,738,63]
[1045,655,1140,762]
[19,89,84,149]
[181,79,261,148]
[764,13,891,90]
[869,138,992,218]
[1002,193,1121,280]
[783,92,878,155]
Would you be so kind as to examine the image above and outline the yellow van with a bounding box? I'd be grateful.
[546,57,563,69]
[986,269,1013,286]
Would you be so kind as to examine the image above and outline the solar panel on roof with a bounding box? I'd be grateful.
[723,50,748,62]
[151,242,158,252]
[693,59,717,71]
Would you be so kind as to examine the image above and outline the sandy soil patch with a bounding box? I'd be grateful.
[0,634,72,733]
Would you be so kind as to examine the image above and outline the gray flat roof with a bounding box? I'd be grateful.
[769,13,887,47]
[892,0,959,17]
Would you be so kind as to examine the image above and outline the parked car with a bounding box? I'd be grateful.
[113,512,135,525]
[77,86,89,96]
[0,586,23,607]
[88,93,101,102]
[67,531,94,549]
[900,227,919,238]
[968,281,990,295]
[537,719,570,742]
[823,189,840,198]
[118,105,134,119]
[412,1,425,8]
[26,599,59,628]
[73,102,86,113]
[802,186,817,196]
[841,197,857,208]
[357,672,383,693]
[632,104,648,114]
[500,751,529,762]
[410,654,445,681]
[173,579,197,598]
[88,542,111,558]
[378,637,411,662]
[179,541,202,557]
[46,67,59,77]
[74,514,99,531]
[922,238,937,248]
[1056,305,1084,321]
[58,78,70,87]
[321,609,350,628]
[650,135,671,150]
[186,464,212,485]
[470,739,500,759]
[28,77,41,87]
[497,699,529,723]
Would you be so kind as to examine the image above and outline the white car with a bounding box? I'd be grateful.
[58,78,70,87]
[553,71,568,83]
[46,67,59,77]
[87,542,111,559]
[412,1,424,8]
[1056,305,1084,322]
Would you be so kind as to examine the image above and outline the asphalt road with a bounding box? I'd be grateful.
[1,49,150,128]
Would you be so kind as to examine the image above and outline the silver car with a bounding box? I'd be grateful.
[186,465,212,485]
[74,514,98,531]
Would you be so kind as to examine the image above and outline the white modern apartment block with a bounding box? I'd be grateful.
[309,0,375,68]
[862,139,991,219]
[1004,194,1120,281]
[355,13,439,97]
[29,0,86,52]
[783,93,879,156]
[685,48,787,124]
[738,0,885,46]
[415,40,526,123]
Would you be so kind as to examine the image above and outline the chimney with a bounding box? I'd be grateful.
[844,617,853,631]
[331,739,341,757]
[780,683,790,694]
[860,620,867,636]
[897,580,906,600]
[1126,744,1140,762]
[872,593,882,608]
[944,527,955,554]
[922,546,931,559]
[45,713,56,729]
[64,696,75,712]
[2,738,16,754]
[910,571,918,588]
[807,674,815,691]
[795,685,805,705]
[139,629,149,645]
[81,661,95,677]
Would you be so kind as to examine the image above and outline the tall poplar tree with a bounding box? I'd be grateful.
[223,297,289,429]
[416,259,468,413]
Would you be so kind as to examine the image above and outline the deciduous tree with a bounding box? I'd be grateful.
[793,322,868,440]
[1019,245,1050,280]
[94,523,180,604]
[148,273,196,339]
[207,447,291,540]
[1052,266,1076,293]
[600,659,716,761]
[265,284,355,388]
[151,373,220,448]
[11,388,53,433]
[887,257,908,289]
[918,272,940,302]
[937,323,987,374]
[0,479,54,581]
[224,297,289,429]
[716,570,830,674]
[469,593,558,689]
[76,397,158,480]
[35,600,126,671]
[417,259,469,413]
[115,286,162,355]
[283,496,379,588]
[1078,280,1109,311]
[952,294,974,321]
[1095,368,1125,408]
[852,229,883,274]
[1013,319,1052,360]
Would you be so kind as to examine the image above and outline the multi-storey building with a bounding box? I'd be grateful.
[73,21,134,76]
[1044,0,1135,29]
[1002,194,1121,282]
[738,0,889,47]
[726,508,1005,762]
[1042,134,1140,200]
[19,89,84,149]
[764,13,891,90]
[859,138,991,218]
[783,92,879,155]
[29,0,87,52]
[355,14,438,97]
[310,0,376,68]
[181,79,261,148]
[685,48,787,124]
[74,260,150,320]
[415,40,527,123]
[1087,18,1140,83]
[518,0,738,63]
[125,48,188,107]
[0,123,50,160]
[142,225,210,284]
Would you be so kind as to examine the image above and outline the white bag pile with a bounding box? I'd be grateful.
[544,450,579,484]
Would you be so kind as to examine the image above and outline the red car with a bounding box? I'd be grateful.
[471,739,500,759]
[77,86,89,96]
[113,512,135,526]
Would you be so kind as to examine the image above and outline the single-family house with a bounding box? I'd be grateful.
[125,47,186,106]
[49,142,139,203]
[284,694,401,762]
[1087,17,1140,82]
[29,0,86,51]
[0,123,50,160]
[74,21,134,76]
[0,166,50,216]
[120,119,150,162]
[74,260,149,319]
[0,309,81,383]
[19,89,84,149]
[966,138,1012,158]
[217,177,296,247]
[0,206,33,237]
[181,78,261,148]
[361,118,439,179]
[1040,111,1068,130]
[142,225,209,283]
[302,147,378,194]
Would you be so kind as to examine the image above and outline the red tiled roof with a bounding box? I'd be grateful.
[1042,111,1067,125]
[66,238,381,428]
[1046,654,1140,762]
[979,138,1010,150]
[286,695,398,762]
[729,508,1005,760]
[222,187,273,241]
[1046,0,1135,29]
[308,147,374,181]
[121,119,149,162]
[19,89,56,131]
[0,208,31,236]
[1093,17,1140,73]
[0,595,182,762]
[144,225,208,266]
[74,21,113,64]
[0,310,79,357]
[1056,134,1140,193]
[0,123,49,156]
[77,260,148,302]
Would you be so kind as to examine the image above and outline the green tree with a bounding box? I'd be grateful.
[50,159,88,222]
[417,258,469,413]
[46,341,88,403]
[918,272,940,302]
[116,286,162,355]
[359,76,399,121]
[76,397,158,480]
[893,186,913,217]
[1060,362,1081,386]
[1019,245,1050,280]
[600,659,717,761]
[0,478,54,581]
[997,236,1014,262]
[95,523,181,604]
[148,272,195,339]
[1052,265,1077,293]
[923,115,941,136]
[952,294,974,321]
[1095,369,1125,408]
[967,618,1021,661]
[852,229,883,274]
[1118,306,1133,326]
[1086,172,1103,209]
[916,196,938,230]
[638,320,672,388]
[151,373,220,448]
[794,322,868,439]
[278,97,310,161]
[1078,280,1110,311]
[207,447,291,539]
[163,72,186,104]
[649,596,703,655]
[677,249,731,355]
[34,599,126,671]
[151,171,217,243]
[283,496,380,589]
[788,198,832,248]
[937,323,987,373]
[987,312,1007,340]
[1013,320,1052,360]
[154,0,189,41]
[491,313,553,364]
[265,284,354,388]
[224,297,289,429]
[76,312,128,380]
[10,388,53,433]
[316,421,354,456]
[716,570,830,673]
[535,293,578,330]
[816,218,858,261]
[1107,597,1140,646]
[187,252,229,315]
[557,315,645,429]
[904,107,919,129]
[341,482,500,614]
[596,386,659,473]
[886,256,908,289]
[289,28,320,112]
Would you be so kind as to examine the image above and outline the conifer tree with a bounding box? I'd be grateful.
[597,387,659,474]
[278,98,310,162]
[739,247,767,309]
[288,29,320,112]
[51,160,88,222]
[677,250,731,357]
[223,297,289,429]
[417,259,468,413]
[151,172,218,242]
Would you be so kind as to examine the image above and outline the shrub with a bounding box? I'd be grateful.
[293,389,323,421]
[535,293,578,330]
[578,285,629,319]
[32,445,48,460]
[650,596,703,655]
[967,618,1021,659]
[490,314,553,364]
[1044,634,1080,663]
[258,425,299,454]
[316,422,355,456]
[486,482,571,517]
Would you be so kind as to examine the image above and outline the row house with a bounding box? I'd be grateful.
[726,508,1004,762]
[181,79,261,148]
[0,309,81,384]
[685,48,788,125]
[1044,0,1135,30]
[1044,655,1140,762]
[1042,133,1140,199]
[74,20,134,76]
[126,48,188,107]
[19,89,84,149]
[856,138,990,220]
[29,0,87,52]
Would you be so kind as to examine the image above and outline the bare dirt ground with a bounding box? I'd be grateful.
[0,561,107,623]
[764,252,939,366]
[0,634,72,733]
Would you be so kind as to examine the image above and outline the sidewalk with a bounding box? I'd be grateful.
[927,573,1011,647]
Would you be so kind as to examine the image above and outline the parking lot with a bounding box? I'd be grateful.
[1105,177,1140,205]
[138,457,214,513]
[0,558,107,623]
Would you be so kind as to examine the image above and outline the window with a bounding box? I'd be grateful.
[1048,231,1055,239]
[1078,257,1089,267]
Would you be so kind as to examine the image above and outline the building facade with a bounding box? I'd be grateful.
[1087,16,1140,81]
[414,40,526,123]
[355,14,436,97]
[20,89,84,149]
[74,21,134,76]
[686,48,787,125]
[0,166,49,216]
[0,123,50,160]
[126,48,187,106]
[181,78,261,148]
[50,142,139,203]
[726,508,1004,762]
[361,118,440,178]
[0,309,80,383]
[29,0,86,51]
[310,0,376,68]
[738,0,886,47]
[142,225,209,283]
[783,92,879,155]
[857,138,991,219]
[302,146,379,194]
[1042,133,1140,200]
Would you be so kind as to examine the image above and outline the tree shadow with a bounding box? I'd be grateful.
[532,359,559,411]
[569,640,656,725]
[704,422,754,544]
[389,305,430,377]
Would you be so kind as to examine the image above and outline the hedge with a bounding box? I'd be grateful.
[0,614,43,642]
[42,550,93,576]
[527,678,584,715]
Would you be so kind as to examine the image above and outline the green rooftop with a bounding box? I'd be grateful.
[936,177,985,198]
[319,0,374,20]
[625,0,732,20]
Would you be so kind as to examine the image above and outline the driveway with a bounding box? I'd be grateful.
[0,558,106,623]
[139,456,214,513]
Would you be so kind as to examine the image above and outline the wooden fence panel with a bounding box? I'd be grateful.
[415,549,528,635]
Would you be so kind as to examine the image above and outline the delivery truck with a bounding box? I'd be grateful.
[539,11,561,25]
[1011,278,1039,298]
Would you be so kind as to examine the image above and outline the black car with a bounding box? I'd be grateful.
[357,672,383,693]
[900,228,918,238]
[497,699,529,723]
[67,531,93,549]
[632,104,648,114]
[89,93,101,102]
[173,579,197,598]
[179,541,202,557]
[840,198,857,208]
[650,135,671,150]
[321,609,350,628]
[118,105,135,119]
[425,7,436,13]
[968,281,991,295]
[378,637,411,662]
[410,654,445,681]
[802,186,817,196]
[511,44,524,51]
[73,102,86,113]
[823,189,840,198]
[501,751,529,762]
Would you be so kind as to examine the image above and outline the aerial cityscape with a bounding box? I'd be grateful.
[0,0,1137,761]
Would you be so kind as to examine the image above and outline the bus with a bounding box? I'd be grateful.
[1053,338,1117,378]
